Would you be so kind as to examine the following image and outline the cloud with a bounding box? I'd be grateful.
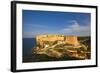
[61,20,90,36]
[23,20,91,38]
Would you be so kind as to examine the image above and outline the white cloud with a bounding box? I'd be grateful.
[61,20,90,36]
[23,20,91,38]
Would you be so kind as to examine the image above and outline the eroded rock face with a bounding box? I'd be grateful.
[32,35,89,59]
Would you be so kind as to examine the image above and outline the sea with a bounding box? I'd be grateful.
[23,38,36,58]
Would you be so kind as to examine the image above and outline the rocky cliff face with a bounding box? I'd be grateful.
[32,35,89,59]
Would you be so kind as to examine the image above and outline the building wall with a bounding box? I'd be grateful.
[65,36,79,45]
[36,35,79,47]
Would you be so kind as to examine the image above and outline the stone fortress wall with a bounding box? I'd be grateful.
[36,35,79,47]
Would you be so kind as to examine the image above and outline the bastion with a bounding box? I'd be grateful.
[36,35,79,47]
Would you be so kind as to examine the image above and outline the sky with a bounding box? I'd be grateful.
[22,10,91,38]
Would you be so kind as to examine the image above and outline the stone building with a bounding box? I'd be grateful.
[65,36,79,46]
[36,35,79,48]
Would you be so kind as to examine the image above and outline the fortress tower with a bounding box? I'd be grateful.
[65,36,79,46]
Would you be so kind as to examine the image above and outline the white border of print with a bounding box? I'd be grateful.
[16,4,96,70]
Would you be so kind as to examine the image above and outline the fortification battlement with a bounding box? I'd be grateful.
[36,35,79,47]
